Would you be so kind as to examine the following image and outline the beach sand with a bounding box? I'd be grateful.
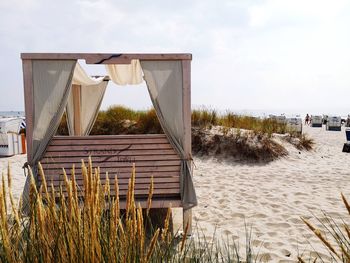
[0,153,27,202]
[1,125,349,262]
[191,125,350,262]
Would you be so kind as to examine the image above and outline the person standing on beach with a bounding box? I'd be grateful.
[305,114,310,125]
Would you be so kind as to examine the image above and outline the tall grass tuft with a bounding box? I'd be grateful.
[300,193,350,262]
[0,162,262,262]
[57,106,294,138]
[0,160,165,262]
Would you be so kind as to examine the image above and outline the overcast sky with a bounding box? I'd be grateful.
[1,0,349,114]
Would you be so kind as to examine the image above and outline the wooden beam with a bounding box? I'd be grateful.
[21,53,192,63]
[72,84,82,135]
[181,59,193,235]
[22,60,33,162]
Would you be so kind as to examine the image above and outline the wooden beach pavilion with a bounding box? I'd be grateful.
[21,53,197,232]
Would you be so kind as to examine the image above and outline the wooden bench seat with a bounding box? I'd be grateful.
[38,134,182,208]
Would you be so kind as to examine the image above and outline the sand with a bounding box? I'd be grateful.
[1,125,349,262]
[192,125,350,262]
[0,154,27,202]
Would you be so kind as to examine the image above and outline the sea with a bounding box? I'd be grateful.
[0,111,25,118]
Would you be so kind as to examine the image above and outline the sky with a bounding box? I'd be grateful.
[0,0,349,115]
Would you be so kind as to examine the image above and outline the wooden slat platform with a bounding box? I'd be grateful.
[39,134,182,208]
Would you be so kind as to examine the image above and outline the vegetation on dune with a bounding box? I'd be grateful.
[56,105,314,162]
[192,108,290,136]
[58,105,298,137]
[192,127,288,162]
[283,134,315,151]
[57,106,162,136]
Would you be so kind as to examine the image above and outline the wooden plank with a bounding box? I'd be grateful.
[43,149,178,157]
[38,170,180,182]
[48,188,180,196]
[41,167,180,175]
[40,176,179,184]
[41,160,181,169]
[41,165,180,175]
[182,60,192,158]
[43,181,180,191]
[21,53,192,63]
[40,171,180,180]
[22,60,33,162]
[118,199,182,209]
[72,84,82,135]
[53,134,167,140]
[45,197,182,209]
[40,154,180,163]
[50,137,169,146]
[182,59,193,234]
[46,143,173,152]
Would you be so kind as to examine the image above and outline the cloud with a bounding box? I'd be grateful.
[0,0,349,114]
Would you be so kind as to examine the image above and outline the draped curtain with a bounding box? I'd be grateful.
[141,60,197,209]
[22,59,76,211]
[106,59,143,85]
[66,63,108,135]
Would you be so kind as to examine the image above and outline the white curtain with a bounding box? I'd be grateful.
[141,60,197,209]
[23,59,76,211]
[66,63,108,135]
[106,59,143,85]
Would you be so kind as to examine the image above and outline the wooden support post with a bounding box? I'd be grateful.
[22,60,33,162]
[72,84,82,135]
[182,59,193,235]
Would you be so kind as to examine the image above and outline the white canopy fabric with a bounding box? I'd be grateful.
[66,63,108,135]
[23,59,76,212]
[141,60,197,209]
[106,59,143,85]
[72,62,105,85]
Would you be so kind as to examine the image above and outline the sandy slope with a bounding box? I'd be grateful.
[192,125,350,262]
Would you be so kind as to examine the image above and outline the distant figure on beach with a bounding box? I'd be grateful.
[305,114,310,125]
[346,115,350,127]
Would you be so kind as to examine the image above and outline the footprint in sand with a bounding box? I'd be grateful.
[222,229,232,236]
[279,248,292,258]
[267,231,278,237]
[231,212,245,218]
[254,213,268,219]
[252,239,263,247]
[288,217,301,224]
[267,222,290,228]
[263,242,273,249]
[218,198,227,205]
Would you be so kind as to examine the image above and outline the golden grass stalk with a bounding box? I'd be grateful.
[342,192,350,216]
[2,173,7,215]
[303,218,340,258]
[0,161,184,262]
[161,206,172,243]
[146,176,154,216]
[145,228,160,262]
[181,221,190,252]
[340,243,350,261]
